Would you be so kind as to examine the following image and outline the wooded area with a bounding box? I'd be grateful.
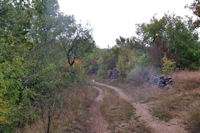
[1,0,200,133]
[0,0,96,132]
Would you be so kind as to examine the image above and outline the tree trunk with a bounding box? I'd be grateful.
[47,113,51,133]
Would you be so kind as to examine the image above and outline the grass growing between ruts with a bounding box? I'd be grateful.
[101,89,151,133]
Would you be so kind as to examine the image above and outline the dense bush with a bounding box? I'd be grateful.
[137,14,200,70]
[0,0,95,132]
[97,49,117,78]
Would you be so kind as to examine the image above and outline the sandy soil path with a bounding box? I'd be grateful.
[93,81,188,133]
[88,86,109,133]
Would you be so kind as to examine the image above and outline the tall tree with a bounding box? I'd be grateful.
[0,0,96,132]
[137,14,200,70]
[0,0,43,131]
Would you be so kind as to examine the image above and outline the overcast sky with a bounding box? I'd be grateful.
[58,0,194,48]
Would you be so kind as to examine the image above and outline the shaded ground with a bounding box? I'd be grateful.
[93,81,188,133]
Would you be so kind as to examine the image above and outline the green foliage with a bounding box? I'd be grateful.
[137,14,200,70]
[0,0,96,132]
[84,48,101,74]
[97,49,117,78]
[96,36,151,80]
[126,66,142,81]
[0,0,38,129]
[126,54,150,81]
[97,68,106,79]
[117,47,129,78]
[0,37,36,131]
[113,37,151,80]
[162,55,175,75]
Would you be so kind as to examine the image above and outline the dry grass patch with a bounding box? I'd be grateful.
[100,79,161,103]
[152,92,200,122]
[187,105,200,133]
[173,71,200,90]
[18,84,97,133]
[101,89,151,133]
[151,71,200,132]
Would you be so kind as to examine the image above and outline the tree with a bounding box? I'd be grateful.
[113,36,150,80]
[61,31,95,67]
[0,0,41,131]
[0,0,96,132]
[28,0,95,131]
[188,0,200,28]
[137,14,200,70]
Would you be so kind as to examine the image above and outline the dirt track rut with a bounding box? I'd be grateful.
[88,86,109,133]
[93,81,187,133]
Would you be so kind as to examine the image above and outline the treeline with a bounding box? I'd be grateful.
[0,0,95,132]
[94,5,200,81]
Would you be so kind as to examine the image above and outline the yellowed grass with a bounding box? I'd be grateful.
[151,71,200,132]
[101,89,151,133]
[17,84,97,133]
[110,81,160,103]
[188,105,200,133]
[173,71,200,90]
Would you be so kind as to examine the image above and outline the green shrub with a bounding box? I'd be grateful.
[162,55,175,75]
[126,66,142,81]
[97,68,105,79]
[117,54,129,78]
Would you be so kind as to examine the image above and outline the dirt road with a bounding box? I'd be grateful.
[93,81,187,133]
[88,86,109,133]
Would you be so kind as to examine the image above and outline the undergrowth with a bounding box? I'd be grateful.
[17,84,97,133]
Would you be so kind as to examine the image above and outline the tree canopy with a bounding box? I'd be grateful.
[0,0,96,132]
[137,14,200,70]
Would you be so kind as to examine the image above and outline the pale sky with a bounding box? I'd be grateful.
[58,0,194,48]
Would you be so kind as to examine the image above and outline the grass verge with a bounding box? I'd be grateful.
[17,84,97,133]
[101,89,151,133]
